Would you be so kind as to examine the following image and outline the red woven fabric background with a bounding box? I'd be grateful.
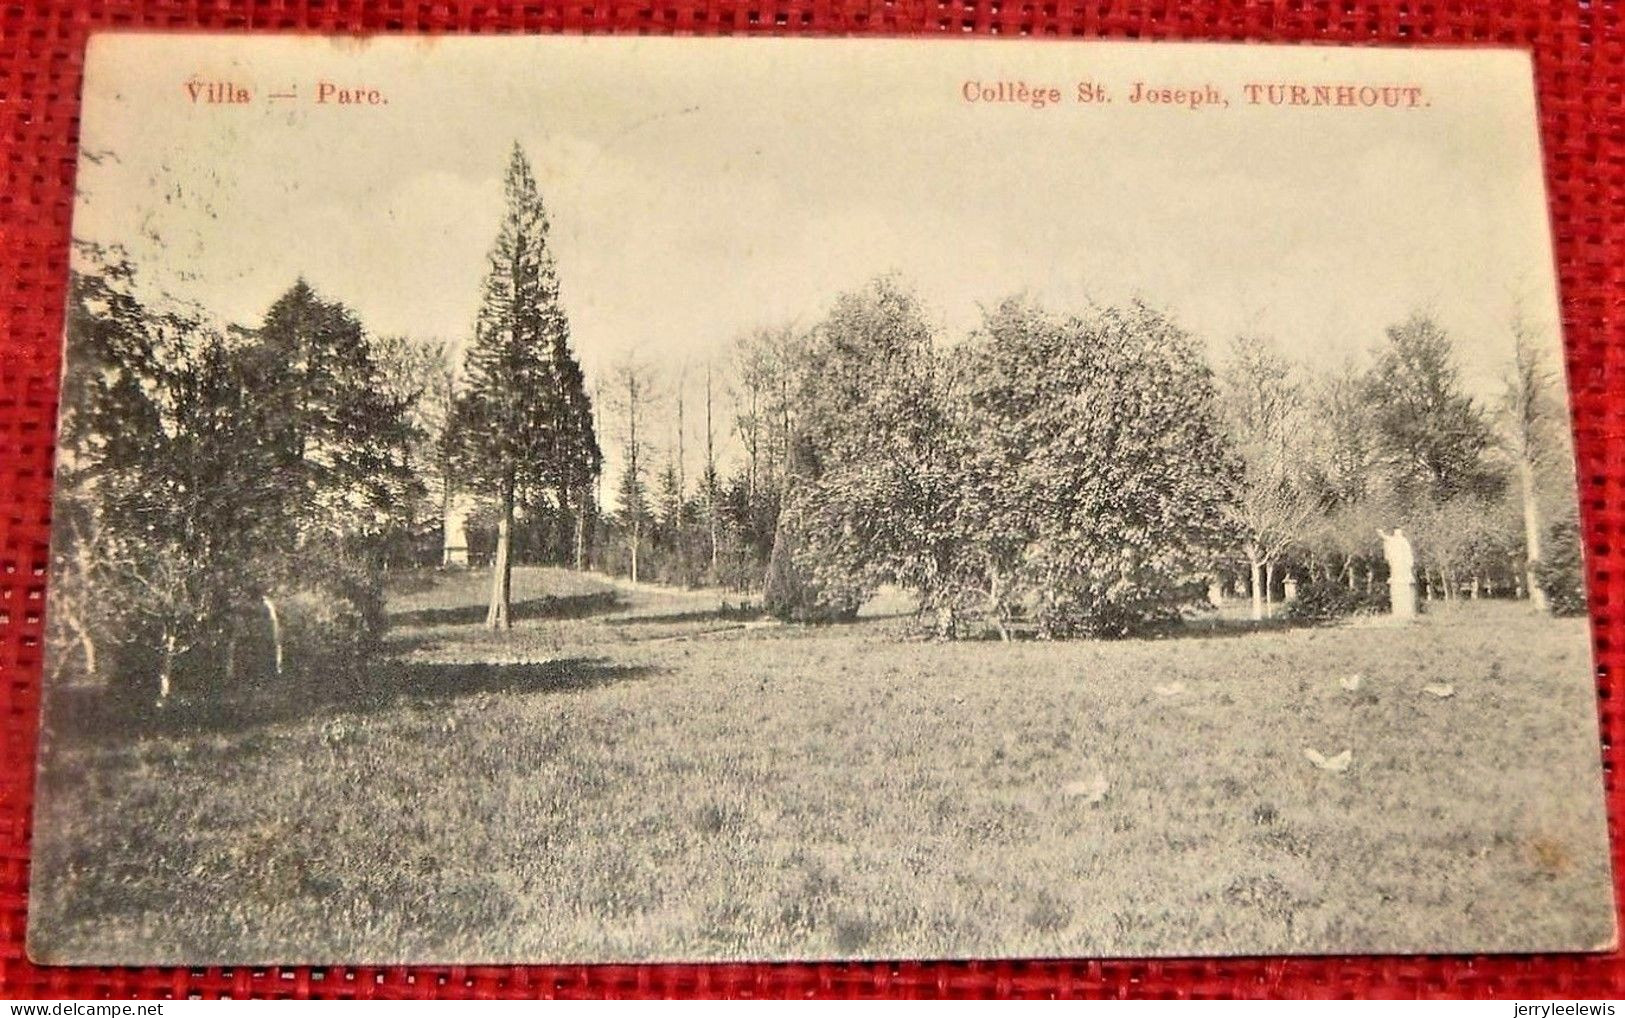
[1,0,1622,1000]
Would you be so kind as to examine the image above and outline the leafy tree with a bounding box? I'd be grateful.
[56,249,293,701]
[1304,359,1380,507]
[766,278,951,624]
[1534,516,1587,617]
[958,299,1237,637]
[944,298,1072,636]
[456,143,599,628]
[1364,313,1499,504]
[1303,499,1385,591]
[374,334,457,565]
[1410,496,1491,601]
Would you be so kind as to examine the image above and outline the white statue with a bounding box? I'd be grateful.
[1377,527,1416,620]
[443,493,472,568]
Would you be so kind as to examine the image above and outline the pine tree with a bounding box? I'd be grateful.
[703,363,720,574]
[609,359,656,583]
[254,278,415,547]
[616,458,650,583]
[457,143,599,629]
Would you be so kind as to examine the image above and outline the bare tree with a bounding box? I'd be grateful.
[674,363,686,531]
[704,361,719,573]
[609,358,659,583]
[1232,470,1320,620]
[1219,334,1317,619]
[1499,314,1562,612]
[732,331,768,502]
[732,323,800,501]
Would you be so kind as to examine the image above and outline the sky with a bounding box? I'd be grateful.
[71,35,1566,485]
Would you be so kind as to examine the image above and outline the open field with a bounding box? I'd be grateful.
[29,567,1616,962]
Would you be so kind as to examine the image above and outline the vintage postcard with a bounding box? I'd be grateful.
[30,34,1615,963]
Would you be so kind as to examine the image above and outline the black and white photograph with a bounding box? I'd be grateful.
[28,35,1615,963]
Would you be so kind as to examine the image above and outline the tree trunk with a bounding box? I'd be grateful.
[263,596,284,675]
[1249,554,1265,622]
[1265,560,1276,618]
[80,627,98,677]
[157,630,176,705]
[629,517,640,584]
[487,480,514,630]
[60,609,98,678]
[1518,458,1547,613]
[988,569,1012,642]
[574,499,587,570]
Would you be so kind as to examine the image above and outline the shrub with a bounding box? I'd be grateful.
[1284,577,1390,623]
[257,549,386,684]
[1034,573,1201,639]
[98,548,385,705]
[1535,518,1588,618]
[764,511,863,624]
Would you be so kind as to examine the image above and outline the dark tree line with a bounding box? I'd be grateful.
[52,142,604,701]
[53,251,430,703]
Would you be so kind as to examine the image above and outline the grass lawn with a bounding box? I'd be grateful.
[28,567,1616,963]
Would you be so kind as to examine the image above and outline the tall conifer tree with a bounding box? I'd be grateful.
[255,278,415,546]
[458,143,599,629]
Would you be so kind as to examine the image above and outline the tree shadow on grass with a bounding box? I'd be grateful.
[1161,609,1417,641]
[46,656,658,743]
[606,604,767,627]
[388,590,622,628]
[1155,615,1308,641]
